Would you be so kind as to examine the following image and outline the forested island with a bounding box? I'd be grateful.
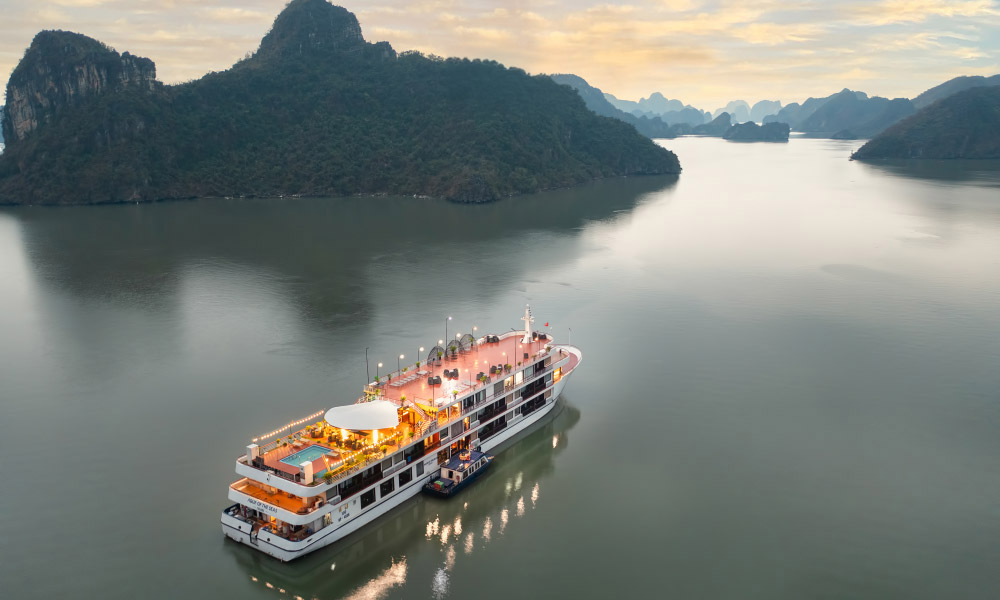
[723,122,790,142]
[851,85,1000,160]
[0,0,679,205]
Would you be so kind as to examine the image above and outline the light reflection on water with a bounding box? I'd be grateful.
[338,558,407,600]
[223,402,576,600]
[4,137,1000,600]
[482,517,492,543]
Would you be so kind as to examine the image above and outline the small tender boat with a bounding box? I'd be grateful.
[423,450,493,498]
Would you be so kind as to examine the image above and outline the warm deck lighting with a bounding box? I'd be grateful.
[252,410,325,443]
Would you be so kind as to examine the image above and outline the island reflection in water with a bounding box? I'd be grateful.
[855,157,1000,188]
[227,402,579,600]
[11,174,678,333]
[3,137,1000,600]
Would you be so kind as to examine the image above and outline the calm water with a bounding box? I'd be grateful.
[2,138,1000,599]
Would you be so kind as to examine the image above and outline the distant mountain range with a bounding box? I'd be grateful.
[548,74,677,138]
[0,0,679,205]
[603,92,710,126]
[852,85,1000,160]
[560,73,998,146]
[551,77,789,142]
[768,89,916,139]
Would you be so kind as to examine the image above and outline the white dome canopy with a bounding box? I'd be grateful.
[324,400,399,431]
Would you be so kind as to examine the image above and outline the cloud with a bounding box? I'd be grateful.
[199,7,269,24]
[1,0,999,110]
[37,8,71,21]
[48,0,112,6]
[732,23,824,44]
[844,0,1000,25]
[453,26,512,43]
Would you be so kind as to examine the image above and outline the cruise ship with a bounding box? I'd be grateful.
[221,306,582,561]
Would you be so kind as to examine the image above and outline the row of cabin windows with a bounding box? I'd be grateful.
[336,374,554,505]
[476,397,507,423]
[519,394,548,418]
[338,370,555,508]
[428,362,549,425]
[359,461,424,510]
[445,459,485,479]
[493,362,540,395]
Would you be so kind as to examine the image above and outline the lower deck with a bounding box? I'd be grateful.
[223,385,564,560]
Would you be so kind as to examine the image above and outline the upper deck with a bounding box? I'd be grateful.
[370,331,552,410]
[241,330,564,487]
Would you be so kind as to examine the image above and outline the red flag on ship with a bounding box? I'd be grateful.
[544,322,549,327]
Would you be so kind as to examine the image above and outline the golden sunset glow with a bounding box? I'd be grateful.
[2,0,998,108]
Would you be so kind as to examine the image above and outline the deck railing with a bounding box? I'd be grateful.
[238,348,565,489]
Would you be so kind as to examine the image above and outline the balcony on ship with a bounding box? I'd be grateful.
[223,503,322,543]
[238,332,569,490]
[230,479,323,515]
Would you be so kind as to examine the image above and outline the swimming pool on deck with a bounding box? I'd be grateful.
[279,445,333,468]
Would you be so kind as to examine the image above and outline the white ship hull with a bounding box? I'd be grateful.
[221,318,581,562]
[222,365,575,561]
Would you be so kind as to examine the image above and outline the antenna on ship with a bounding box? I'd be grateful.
[521,304,534,344]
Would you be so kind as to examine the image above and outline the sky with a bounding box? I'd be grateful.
[1,0,998,109]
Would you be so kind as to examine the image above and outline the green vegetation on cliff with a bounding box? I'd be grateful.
[851,86,1000,160]
[912,74,1000,109]
[723,121,789,142]
[0,0,679,205]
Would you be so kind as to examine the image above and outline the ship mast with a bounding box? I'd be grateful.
[521,304,534,344]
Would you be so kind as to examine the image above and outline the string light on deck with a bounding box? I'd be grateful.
[252,410,325,443]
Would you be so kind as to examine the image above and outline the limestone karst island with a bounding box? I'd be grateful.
[1,1,999,599]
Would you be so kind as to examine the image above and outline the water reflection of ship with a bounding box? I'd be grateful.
[227,400,581,599]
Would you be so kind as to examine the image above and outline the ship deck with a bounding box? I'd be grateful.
[250,333,566,481]
[232,479,322,514]
[375,334,552,409]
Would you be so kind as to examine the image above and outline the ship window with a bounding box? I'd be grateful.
[360,489,376,509]
[399,468,413,486]
[416,462,424,476]
[380,479,395,498]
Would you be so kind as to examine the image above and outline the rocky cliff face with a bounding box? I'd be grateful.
[257,0,392,60]
[723,121,789,142]
[1,30,156,143]
[0,1,678,205]
[852,86,1000,160]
